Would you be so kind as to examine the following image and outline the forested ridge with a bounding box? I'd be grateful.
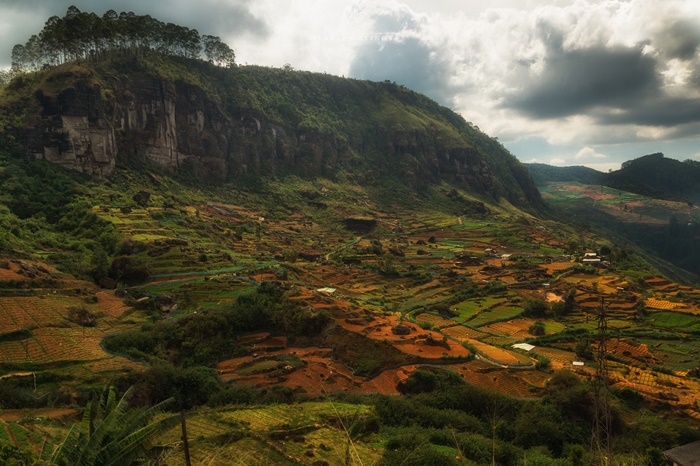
[8,5,235,74]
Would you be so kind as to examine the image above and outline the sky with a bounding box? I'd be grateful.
[2,0,700,172]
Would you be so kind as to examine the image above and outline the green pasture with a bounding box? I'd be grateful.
[649,311,700,330]
[469,305,523,327]
[236,355,302,376]
[452,295,510,323]
[639,339,700,371]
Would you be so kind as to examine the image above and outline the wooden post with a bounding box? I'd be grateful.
[180,411,191,466]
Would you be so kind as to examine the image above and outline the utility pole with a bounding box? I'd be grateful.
[181,411,192,466]
[591,298,611,465]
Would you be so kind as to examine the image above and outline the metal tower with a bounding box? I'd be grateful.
[591,297,612,465]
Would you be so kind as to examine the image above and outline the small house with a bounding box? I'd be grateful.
[663,439,700,466]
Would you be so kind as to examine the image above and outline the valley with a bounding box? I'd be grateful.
[0,13,699,462]
[2,169,700,464]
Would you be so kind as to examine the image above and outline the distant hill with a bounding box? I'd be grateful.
[524,163,604,186]
[526,153,700,204]
[607,153,700,203]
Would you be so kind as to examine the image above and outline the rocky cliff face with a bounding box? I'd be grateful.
[13,63,541,207]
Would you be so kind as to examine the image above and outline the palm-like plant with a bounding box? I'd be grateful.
[45,385,180,466]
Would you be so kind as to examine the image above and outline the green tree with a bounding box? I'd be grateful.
[523,299,549,318]
[46,385,180,466]
[529,321,546,336]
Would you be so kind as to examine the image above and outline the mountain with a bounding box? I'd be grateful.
[3,13,700,466]
[526,153,700,204]
[607,153,700,203]
[524,163,604,186]
[527,154,700,281]
[0,54,541,209]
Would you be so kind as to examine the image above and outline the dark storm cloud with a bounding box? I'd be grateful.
[597,96,700,127]
[656,19,700,60]
[506,44,659,119]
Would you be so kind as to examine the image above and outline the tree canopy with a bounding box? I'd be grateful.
[10,6,235,73]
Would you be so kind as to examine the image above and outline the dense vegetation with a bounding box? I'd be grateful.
[104,282,329,368]
[9,6,235,74]
[0,156,118,281]
[368,367,700,465]
[526,153,700,204]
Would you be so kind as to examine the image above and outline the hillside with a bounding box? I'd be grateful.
[526,153,700,204]
[526,155,700,279]
[1,13,700,466]
[2,159,700,465]
[525,163,604,186]
[0,54,541,209]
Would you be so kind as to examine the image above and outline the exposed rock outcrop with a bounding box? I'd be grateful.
[9,60,543,208]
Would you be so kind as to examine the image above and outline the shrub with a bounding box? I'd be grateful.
[208,384,259,406]
[534,354,551,371]
[418,321,434,330]
[523,300,549,318]
[109,256,150,284]
[68,306,97,327]
[529,321,546,336]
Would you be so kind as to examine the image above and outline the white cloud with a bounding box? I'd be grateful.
[549,158,566,165]
[575,146,607,159]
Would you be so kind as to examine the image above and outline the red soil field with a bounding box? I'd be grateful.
[480,318,541,340]
[469,340,533,367]
[95,291,131,318]
[447,360,541,398]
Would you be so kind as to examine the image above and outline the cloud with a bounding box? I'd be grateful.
[584,162,622,172]
[597,96,700,127]
[575,147,607,159]
[347,3,456,103]
[653,18,700,60]
[506,44,659,119]
[549,158,566,165]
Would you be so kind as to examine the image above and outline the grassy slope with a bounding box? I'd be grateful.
[2,58,700,465]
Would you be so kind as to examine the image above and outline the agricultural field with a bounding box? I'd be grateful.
[156,402,382,466]
[3,172,700,463]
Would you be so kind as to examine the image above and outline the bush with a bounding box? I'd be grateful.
[398,367,465,394]
[529,321,546,336]
[381,444,459,466]
[523,300,549,318]
[109,256,150,284]
[534,354,551,371]
[418,321,434,330]
[208,384,259,406]
[68,306,97,327]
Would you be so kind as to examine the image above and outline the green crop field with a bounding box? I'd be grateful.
[469,305,523,327]
[649,311,700,330]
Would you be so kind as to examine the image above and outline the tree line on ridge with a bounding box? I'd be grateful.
[10,5,236,73]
